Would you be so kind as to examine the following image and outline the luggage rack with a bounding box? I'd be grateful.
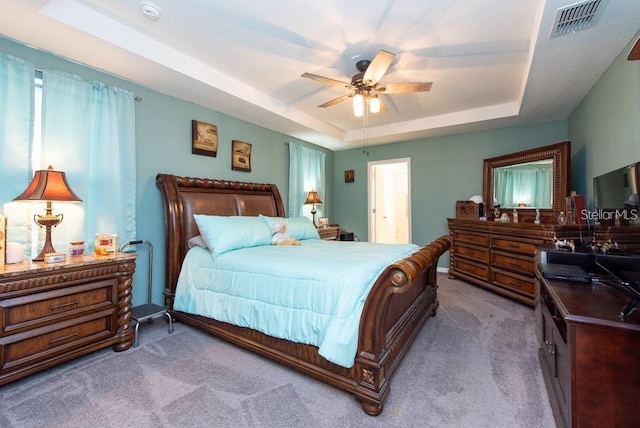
[119,239,173,347]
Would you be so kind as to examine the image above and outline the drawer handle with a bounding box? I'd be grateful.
[50,301,79,311]
[50,332,78,344]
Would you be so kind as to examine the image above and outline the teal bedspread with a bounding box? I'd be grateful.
[174,240,419,368]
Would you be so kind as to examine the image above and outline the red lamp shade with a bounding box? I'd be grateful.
[13,166,82,202]
[13,166,82,261]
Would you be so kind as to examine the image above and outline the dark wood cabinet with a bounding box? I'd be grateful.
[448,218,640,306]
[535,270,640,427]
[0,254,135,385]
[448,219,582,305]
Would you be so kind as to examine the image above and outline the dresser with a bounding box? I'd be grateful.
[0,253,135,385]
[535,269,639,427]
[447,218,640,306]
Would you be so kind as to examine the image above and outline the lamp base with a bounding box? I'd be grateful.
[33,213,62,262]
[311,207,317,228]
[33,226,58,262]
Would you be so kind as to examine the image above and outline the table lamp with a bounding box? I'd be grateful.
[13,166,82,261]
[304,190,323,228]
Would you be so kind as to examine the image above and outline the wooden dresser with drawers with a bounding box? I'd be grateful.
[447,218,640,306]
[0,253,135,385]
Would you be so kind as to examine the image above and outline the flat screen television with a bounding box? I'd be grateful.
[593,162,640,225]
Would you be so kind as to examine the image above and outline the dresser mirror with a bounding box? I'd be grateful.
[483,141,570,222]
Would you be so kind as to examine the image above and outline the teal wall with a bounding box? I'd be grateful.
[568,30,640,206]
[0,36,333,306]
[331,122,568,267]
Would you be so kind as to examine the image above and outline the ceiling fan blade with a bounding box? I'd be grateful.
[362,50,395,86]
[629,37,640,60]
[376,82,433,94]
[318,93,352,108]
[301,72,351,87]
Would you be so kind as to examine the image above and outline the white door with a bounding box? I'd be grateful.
[368,158,411,243]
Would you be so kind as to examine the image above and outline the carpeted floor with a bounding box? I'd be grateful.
[0,275,556,428]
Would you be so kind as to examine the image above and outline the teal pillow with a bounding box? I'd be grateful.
[194,215,272,258]
[259,215,320,240]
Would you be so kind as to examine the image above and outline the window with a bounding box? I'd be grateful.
[288,143,326,220]
[1,53,137,257]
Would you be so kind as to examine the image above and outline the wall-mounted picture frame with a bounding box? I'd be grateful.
[192,120,218,157]
[345,170,355,183]
[231,140,252,172]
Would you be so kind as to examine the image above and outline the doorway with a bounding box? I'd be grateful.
[368,158,411,243]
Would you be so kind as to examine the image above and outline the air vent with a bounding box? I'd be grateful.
[550,0,607,38]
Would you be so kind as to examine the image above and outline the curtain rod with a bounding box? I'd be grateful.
[34,68,142,101]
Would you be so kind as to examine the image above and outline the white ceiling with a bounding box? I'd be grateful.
[1,0,639,151]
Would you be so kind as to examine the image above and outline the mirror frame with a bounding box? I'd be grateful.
[483,141,570,222]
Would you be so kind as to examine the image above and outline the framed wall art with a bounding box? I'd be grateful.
[231,140,252,172]
[192,120,218,157]
[345,170,355,183]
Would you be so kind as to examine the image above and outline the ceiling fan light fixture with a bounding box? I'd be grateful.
[369,95,381,114]
[353,92,364,117]
[302,49,432,116]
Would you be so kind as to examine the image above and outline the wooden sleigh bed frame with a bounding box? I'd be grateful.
[156,173,451,415]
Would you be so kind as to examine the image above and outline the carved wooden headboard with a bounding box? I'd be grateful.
[155,173,286,307]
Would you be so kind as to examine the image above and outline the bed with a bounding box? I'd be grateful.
[156,173,451,415]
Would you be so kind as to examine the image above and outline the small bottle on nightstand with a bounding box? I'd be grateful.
[557,211,567,225]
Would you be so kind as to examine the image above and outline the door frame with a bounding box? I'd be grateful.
[367,157,412,243]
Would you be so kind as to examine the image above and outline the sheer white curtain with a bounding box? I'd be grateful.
[0,54,34,247]
[288,143,326,219]
[41,70,137,249]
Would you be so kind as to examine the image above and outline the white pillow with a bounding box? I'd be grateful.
[259,215,320,240]
[194,215,272,258]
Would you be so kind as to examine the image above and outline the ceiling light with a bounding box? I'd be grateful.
[140,2,161,20]
[369,96,381,114]
[353,92,382,117]
[353,92,364,118]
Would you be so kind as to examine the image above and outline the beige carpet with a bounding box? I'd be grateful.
[0,275,556,427]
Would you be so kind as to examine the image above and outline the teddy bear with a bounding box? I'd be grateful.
[270,218,301,246]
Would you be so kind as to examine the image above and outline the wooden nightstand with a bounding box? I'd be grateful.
[0,253,136,385]
[317,225,341,240]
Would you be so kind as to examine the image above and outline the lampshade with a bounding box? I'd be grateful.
[13,166,82,203]
[369,95,381,114]
[352,92,383,117]
[13,166,82,261]
[304,190,322,205]
[352,92,364,118]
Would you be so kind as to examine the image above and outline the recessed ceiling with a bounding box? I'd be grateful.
[1,0,639,151]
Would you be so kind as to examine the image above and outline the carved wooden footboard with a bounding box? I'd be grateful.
[156,173,451,415]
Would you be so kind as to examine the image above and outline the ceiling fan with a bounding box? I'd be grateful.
[301,50,432,114]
